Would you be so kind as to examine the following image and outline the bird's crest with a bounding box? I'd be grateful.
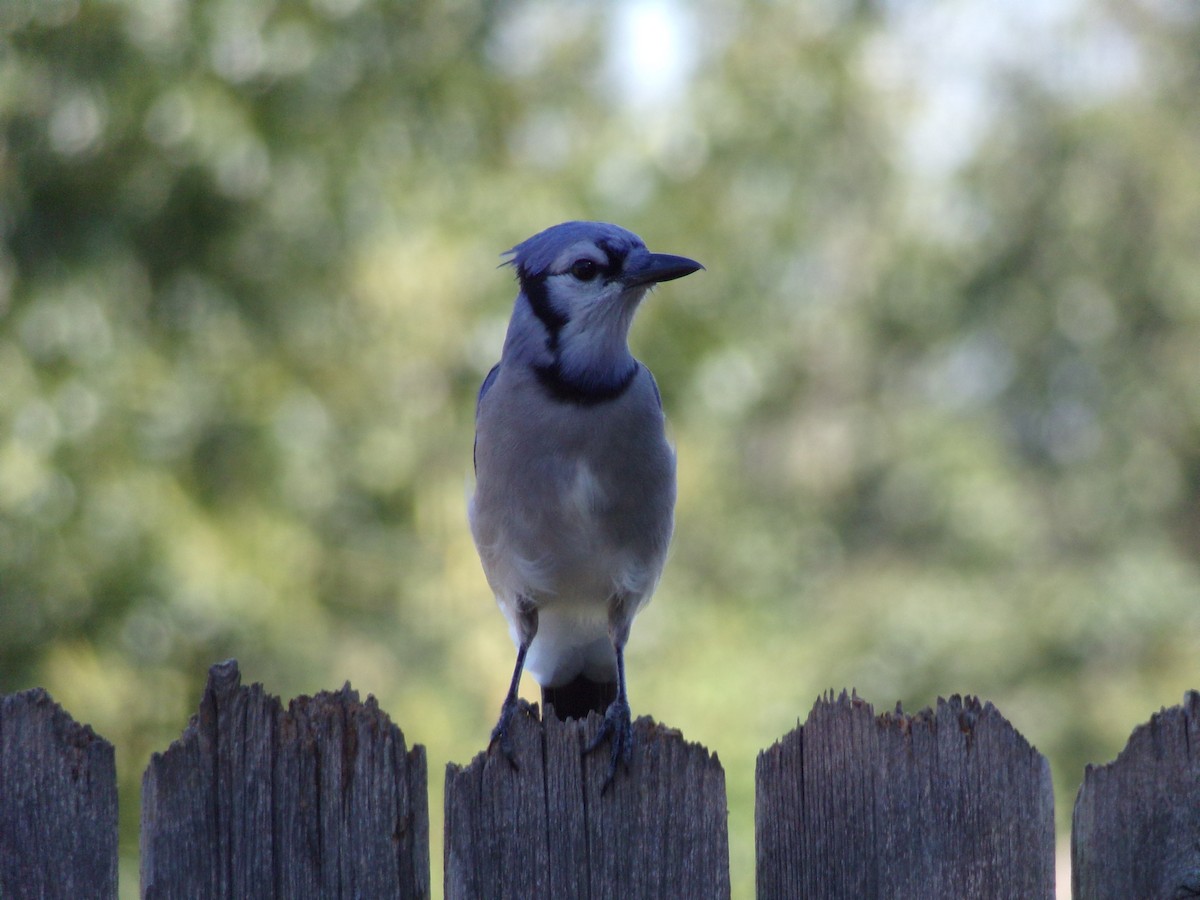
[501,221,645,280]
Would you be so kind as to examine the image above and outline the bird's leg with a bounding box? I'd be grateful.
[488,601,537,768]
[488,641,528,767]
[584,635,634,793]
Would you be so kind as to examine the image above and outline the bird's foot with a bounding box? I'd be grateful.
[584,695,634,792]
[488,695,521,770]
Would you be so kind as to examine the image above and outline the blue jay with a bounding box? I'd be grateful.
[470,221,702,783]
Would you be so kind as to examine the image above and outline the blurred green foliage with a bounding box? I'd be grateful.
[2,0,1199,895]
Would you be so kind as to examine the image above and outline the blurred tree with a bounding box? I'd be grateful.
[2,0,1199,896]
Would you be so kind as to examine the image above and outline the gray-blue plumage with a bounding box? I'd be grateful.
[469,221,702,784]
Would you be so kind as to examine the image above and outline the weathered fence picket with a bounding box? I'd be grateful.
[1072,691,1200,899]
[756,691,1056,899]
[140,660,429,899]
[5,660,1200,897]
[0,688,118,899]
[443,701,729,899]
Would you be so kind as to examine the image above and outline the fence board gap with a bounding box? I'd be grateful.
[756,690,1055,899]
[1072,690,1200,899]
[140,658,429,898]
[0,688,118,898]
[443,701,729,899]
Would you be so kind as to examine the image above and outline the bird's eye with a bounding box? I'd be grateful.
[570,259,599,281]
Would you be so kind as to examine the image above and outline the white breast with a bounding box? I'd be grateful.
[565,459,604,524]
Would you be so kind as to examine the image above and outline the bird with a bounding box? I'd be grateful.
[469,220,703,785]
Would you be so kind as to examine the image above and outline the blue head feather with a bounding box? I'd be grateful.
[502,221,646,280]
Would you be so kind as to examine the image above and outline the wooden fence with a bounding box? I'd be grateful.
[2,658,1198,898]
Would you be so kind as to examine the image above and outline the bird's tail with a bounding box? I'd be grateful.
[542,675,617,721]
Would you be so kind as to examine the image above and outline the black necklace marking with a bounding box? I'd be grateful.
[533,360,638,406]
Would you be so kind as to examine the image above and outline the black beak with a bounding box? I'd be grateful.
[622,250,705,288]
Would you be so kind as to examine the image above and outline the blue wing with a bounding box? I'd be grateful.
[473,363,500,474]
[644,363,663,409]
[476,363,500,413]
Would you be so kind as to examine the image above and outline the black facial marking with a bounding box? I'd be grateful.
[533,360,638,406]
[521,276,566,351]
[596,238,631,277]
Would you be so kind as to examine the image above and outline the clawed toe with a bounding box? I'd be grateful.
[488,699,521,770]
[584,696,634,792]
